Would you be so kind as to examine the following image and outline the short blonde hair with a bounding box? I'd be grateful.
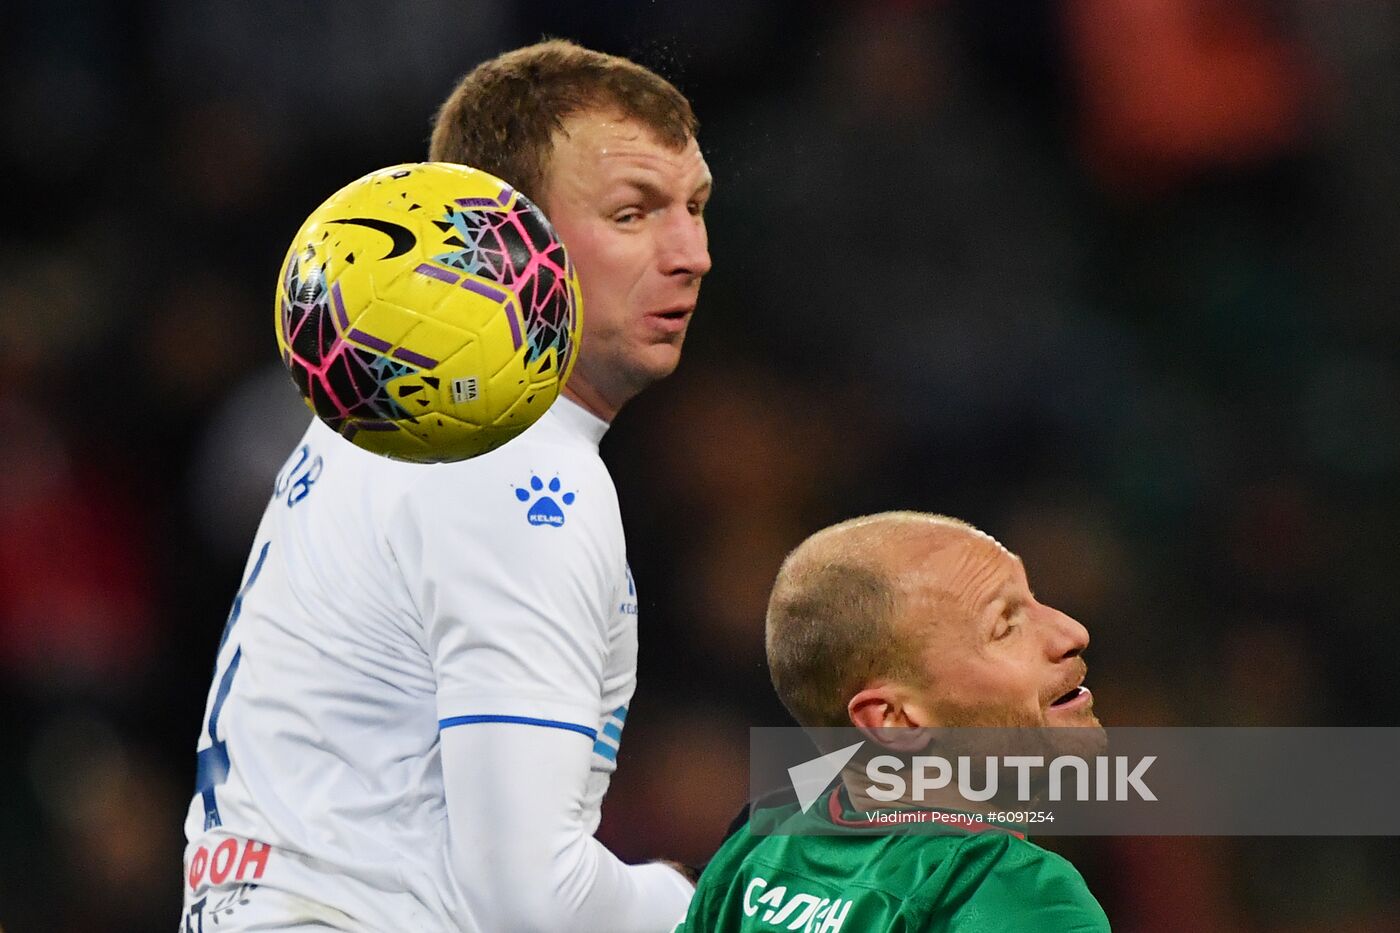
[429,39,698,204]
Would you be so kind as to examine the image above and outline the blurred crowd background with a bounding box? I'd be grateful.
[4,0,1400,930]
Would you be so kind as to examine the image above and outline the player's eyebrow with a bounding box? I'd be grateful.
[979,585,1011,615]
[614,176,712,203]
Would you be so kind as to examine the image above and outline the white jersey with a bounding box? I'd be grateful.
[181,398,691,932]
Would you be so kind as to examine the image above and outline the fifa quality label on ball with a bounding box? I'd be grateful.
[451,377,480,404]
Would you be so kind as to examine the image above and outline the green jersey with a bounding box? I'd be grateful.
[676,787,1110,932]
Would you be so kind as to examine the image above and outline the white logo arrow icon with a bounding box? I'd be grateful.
[788,741,865,813]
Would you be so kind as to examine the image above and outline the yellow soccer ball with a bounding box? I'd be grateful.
[274,163,582,463]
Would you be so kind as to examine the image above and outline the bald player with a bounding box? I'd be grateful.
[676,512,1111,932]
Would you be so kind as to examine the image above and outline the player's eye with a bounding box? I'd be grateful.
[687,200,705,217]
[992,602,1024,639]
[612,208,644,225]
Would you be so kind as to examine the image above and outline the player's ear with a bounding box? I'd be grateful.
[848,686,930,752]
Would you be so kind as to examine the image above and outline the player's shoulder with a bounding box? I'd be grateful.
[987,832,1087,878]
[716,801,802,866]
[689,798,819,912]
[926,832,1109,931]
[463,403,612,486]
[681,807,793,933]
[443,407,611,517]
[382,402,620,556]
[945,830,1088,883]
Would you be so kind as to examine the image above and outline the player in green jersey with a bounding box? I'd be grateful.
[676,512,1111,932]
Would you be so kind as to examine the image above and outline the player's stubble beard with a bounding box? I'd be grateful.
[924,695,1108,769]
[566,309,688,417]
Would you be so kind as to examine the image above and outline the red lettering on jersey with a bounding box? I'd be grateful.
[237,839,272,881]
[187,846,209,890]
[209,838,239,885]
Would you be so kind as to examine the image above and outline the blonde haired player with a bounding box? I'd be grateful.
[181,40,712,932]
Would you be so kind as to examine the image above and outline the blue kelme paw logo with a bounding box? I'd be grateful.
[515,475,576,527]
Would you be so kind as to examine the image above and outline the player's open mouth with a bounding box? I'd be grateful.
[1049,685,1091,709]
[647,307,693,334]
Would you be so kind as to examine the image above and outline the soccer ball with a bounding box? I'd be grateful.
[274,162,581,463]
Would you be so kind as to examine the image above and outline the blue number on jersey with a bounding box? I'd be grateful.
[182,895,205,933]
[195,540,270,830]
[274,444,322,507]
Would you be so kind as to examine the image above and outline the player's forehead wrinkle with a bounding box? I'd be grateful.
[953,545,1000,608]
[548,112,692,191]
[596,145,710,194]
[938,537,1017,616]
[579,120,707,185]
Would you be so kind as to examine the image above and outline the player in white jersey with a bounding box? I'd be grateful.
[182,40,713,932]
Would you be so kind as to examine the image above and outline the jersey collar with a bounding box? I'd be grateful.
[824,785,1027,840]
[550,395,610,447]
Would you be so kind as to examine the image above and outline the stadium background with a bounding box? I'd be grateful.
[3,1,1400,929]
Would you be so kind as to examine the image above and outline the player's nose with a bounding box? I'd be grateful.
[659,210,711,282]
[1045,606,1090,661]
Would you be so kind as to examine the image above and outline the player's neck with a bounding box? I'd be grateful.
[562,378,624,423]
[841,764,1003,817]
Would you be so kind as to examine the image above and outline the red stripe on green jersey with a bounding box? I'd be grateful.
[676,787,1110,932]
